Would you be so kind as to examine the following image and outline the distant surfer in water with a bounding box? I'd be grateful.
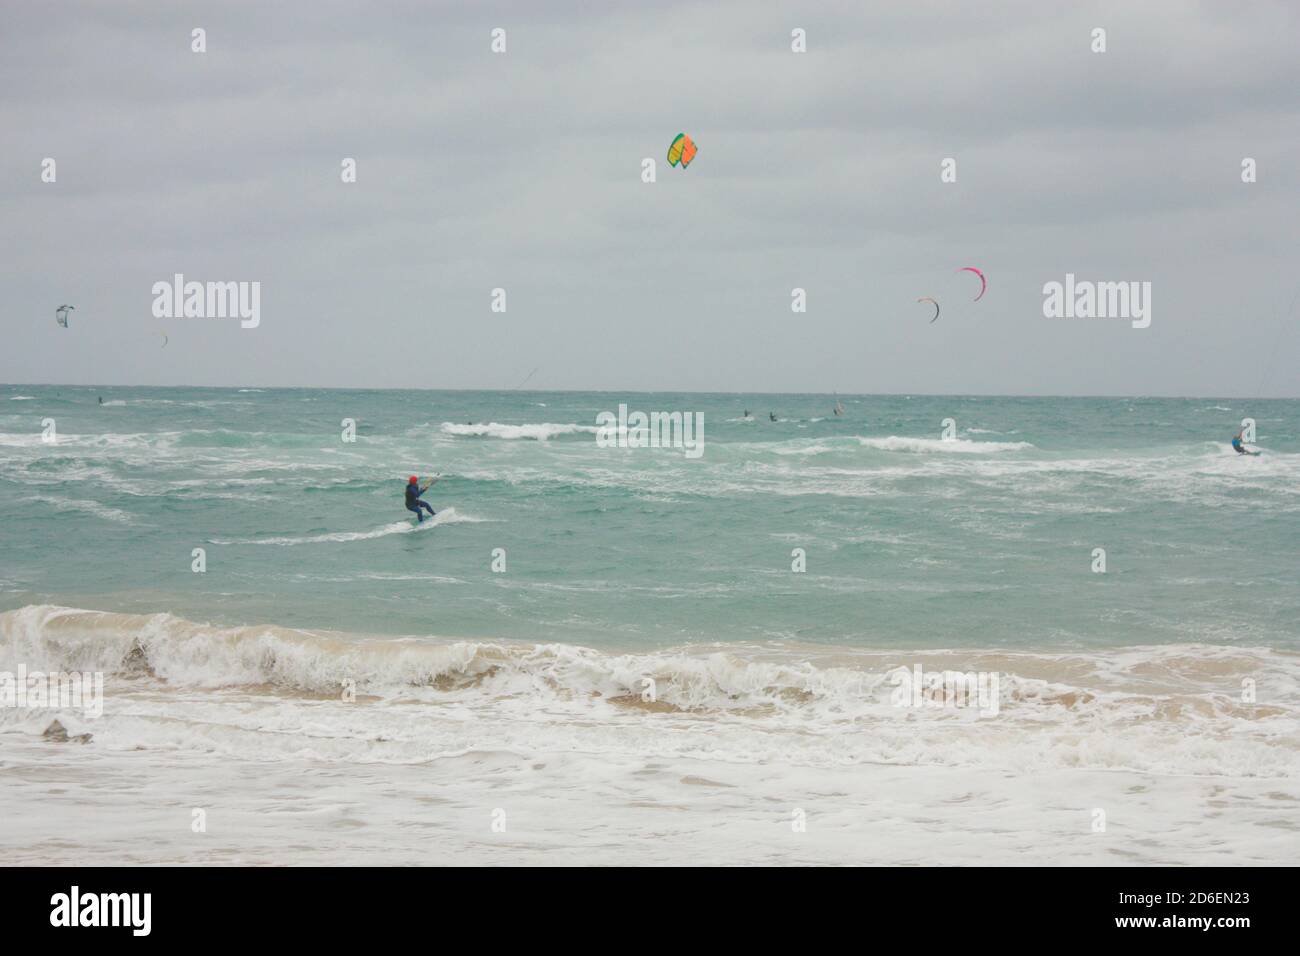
[769,412,777,422]
[1231,429,1258,456]
[405,474,438,521]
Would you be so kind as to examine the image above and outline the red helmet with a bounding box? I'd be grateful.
[408,475,418,484]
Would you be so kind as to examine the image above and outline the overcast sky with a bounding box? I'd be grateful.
[2,1,1298,396]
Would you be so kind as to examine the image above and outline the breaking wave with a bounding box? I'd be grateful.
[3,605,1296,777]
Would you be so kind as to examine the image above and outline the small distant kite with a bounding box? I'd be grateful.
[55,304,74,328]
[667,133,698,169]
[917,297,940,323]
[959,266,986,301]
[160,331,169,349]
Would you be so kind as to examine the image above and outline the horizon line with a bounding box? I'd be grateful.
[3,381,1297,401]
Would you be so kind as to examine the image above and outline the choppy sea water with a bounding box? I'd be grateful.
[2,385,1297,864]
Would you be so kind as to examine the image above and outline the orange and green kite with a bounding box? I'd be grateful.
[667,133,698,168]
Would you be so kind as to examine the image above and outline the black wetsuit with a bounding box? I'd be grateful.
[405,483,435,521]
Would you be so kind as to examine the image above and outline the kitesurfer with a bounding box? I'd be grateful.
[405,475,437,521]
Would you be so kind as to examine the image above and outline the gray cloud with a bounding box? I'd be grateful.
[2,0,1297,395]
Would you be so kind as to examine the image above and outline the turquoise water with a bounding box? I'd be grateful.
[2,385,1297,651]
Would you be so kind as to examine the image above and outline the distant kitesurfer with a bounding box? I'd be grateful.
[1231,429,1257,456]
[405,474,438,521]
[769,412,777,422]
[97,396,103,405]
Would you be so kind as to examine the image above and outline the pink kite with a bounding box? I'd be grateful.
[959,267,986,301]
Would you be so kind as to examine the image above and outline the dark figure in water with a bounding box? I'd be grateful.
[405,475,437,521]
[98,396,103,405]
[769,412,777,422]
[1231,429,1256,456]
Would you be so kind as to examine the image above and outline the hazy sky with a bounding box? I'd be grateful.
[2,1,1298,396]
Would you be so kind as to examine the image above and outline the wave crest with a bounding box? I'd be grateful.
[441,421,597,441]
[857,435,1034,454]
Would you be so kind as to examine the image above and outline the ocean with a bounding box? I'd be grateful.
[2,385,1298,864]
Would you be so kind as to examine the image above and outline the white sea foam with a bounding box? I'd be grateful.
[28,495,135,524]
[3,605,1295,777]
[3,605,1297,865]
[211,507,480,545]
[858,435,1035,454]
[771,442,834,456]
[0,430,178,450]
[441,421,598,440]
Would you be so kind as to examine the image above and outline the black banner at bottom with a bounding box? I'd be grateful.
[0,866,1287,942]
